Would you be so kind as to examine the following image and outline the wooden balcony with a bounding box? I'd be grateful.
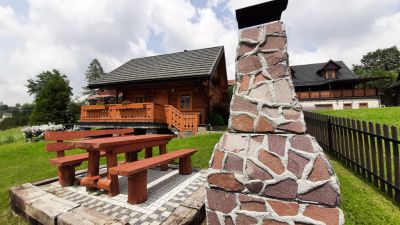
[296,88,378,100]
[80,103,199,133]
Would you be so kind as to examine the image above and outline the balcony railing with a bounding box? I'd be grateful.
[296,88,378,100]
[80,103,199,132]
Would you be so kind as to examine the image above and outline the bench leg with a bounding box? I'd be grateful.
[106,152,120,196]
[159,144,168,171]
[125,152,138,162]
[179,156,192,175]
[127,170,147,204]
[58,166,75,187]
[145,147,153,158]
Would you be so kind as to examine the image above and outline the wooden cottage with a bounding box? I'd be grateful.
[79,46,228,134]
[391,73,400,106]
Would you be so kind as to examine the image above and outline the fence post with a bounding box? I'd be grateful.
[327,117,333,155]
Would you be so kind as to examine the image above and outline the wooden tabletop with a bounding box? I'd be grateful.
[72,134,175,149]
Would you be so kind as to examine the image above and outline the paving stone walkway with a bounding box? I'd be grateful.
[39,166,206,225]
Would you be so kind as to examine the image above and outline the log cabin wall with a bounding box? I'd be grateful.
[119,79,209,124]
[208,55,229,111]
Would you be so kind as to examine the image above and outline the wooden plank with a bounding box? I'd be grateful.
[362,121,372,182]
[383,125,393,197]
[357,120,366,177]
[73,134,175,149]
[351,119,360,174]
[375,123,386,192]
[391,126,400,203]
[109,149,197,176]
[344,118,353,169]
[45,128,134,141]
[369,122,379,188]
[339,117,348,166]
[46,142,74,152]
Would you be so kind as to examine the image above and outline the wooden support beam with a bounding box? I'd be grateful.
[127,170,147,204]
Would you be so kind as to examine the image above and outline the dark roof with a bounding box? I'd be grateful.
[89,46,224,88]
[290,60,359,87]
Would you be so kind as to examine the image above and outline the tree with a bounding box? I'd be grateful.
[352,46,400,90]
[28,70,73,125]
[83,58,104,95]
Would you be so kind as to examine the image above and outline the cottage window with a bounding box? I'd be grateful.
[180,95,191,109]
[324,70,336,80]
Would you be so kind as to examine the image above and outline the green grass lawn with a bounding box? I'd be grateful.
[315,107,400,128]
[0,130,399,224]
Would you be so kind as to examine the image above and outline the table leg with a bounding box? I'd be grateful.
[106,151,120,196]
[159,144,168,171]
[125,152,138,162]
[145,147,153,158]
[85,150,100,191]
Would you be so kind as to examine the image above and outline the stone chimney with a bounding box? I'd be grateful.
[205,1,344,225]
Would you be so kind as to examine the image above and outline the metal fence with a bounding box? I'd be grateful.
[303,111,400,203]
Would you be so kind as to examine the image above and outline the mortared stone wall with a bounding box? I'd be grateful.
[205,21,344,225]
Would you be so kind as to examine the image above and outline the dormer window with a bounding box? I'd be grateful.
[324,69,336,80]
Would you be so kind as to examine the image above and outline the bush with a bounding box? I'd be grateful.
[21,123,64,142]
[209,112,225,126]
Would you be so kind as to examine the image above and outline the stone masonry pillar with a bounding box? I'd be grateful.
[205,1,344,225]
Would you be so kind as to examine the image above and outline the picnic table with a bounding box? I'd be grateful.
[71,134,175,196]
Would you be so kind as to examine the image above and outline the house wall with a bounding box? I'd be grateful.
[119,80,210,124]
[208,55,229,117]
[300,97,381,110]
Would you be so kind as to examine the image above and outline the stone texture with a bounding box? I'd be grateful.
[274,79,293,103]
[263,219,289,225]
[263,51,287,66]
[239,75,250,92]
[224,154,244,174]
[206,189,236,214]
[283,108,301,120]
[208,173,244,192]
[222,134,247,153]
[206,210,221,225]
[245,181,264,194]
[298,183,340,207]
[256,117,275,133]
[266,21,284,34]
[241,27,261,41]
[247,160,273,181]
[224,216,234,225]
[249,84,273,102]
[287,151,309,179]
[260,36,286,51]
[268,135,287,157]
[263,107,279,118]
[277,121,306,134]
[264,179,297,200]
[308,156,331,182]
[211,150,225,170]
[267,200,299,216]
[290,135,313,152]
[206,19,343,225]
[268,64,287,80]
[230,114,254,132]
[239,194,266,212]
[255,73,267,84]
[231,96,258,115]
[238,55,262,74]
[238,44,255,58]
[258,150,284,175]
[236,214,258,225]
[303,205,340,225]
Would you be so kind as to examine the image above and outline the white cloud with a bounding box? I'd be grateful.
[0,0,399,105]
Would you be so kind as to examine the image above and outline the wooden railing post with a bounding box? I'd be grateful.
[327,117,333,154]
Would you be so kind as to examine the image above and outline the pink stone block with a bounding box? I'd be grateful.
[206,188,237,214]
[224,153,244,174]
[238,55,262,74]
[263,179,297,200]
[231,96,258,115]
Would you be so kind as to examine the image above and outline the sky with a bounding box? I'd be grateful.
[0,0,399,105]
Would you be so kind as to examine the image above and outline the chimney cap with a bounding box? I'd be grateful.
[235,0,288,29]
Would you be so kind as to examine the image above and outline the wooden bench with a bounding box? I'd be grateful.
[109,148,197,204]
[45,128,134,187]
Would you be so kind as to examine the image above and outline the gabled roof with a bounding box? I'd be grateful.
[89,46,224,88]
[290,60,359,87]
